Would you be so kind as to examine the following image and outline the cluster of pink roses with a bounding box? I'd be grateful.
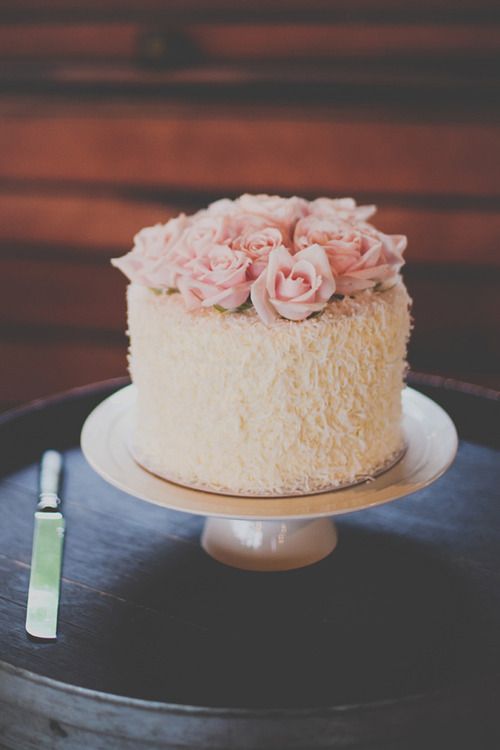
[112,194,407,325]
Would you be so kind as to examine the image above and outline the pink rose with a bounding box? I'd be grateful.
[112,195,408,318]
[111,215,190,289]
[363,223,407,267]
[232,226,286,279]
[236,194,308,237]
[206,198,237,215]
[250,244,335,324]
[178,244,252,311]
[294,216,406,295]
[176,214,232,257]
[229,212,274,239]
[308,197,377,223]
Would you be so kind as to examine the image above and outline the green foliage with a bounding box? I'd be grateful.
[150,287,178,296]
[214,299,253,314]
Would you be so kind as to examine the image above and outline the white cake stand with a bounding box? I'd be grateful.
[81,386,457,572]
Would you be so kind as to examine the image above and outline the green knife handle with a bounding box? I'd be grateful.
[38,450,63,510]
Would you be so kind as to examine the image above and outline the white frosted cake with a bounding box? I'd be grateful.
[113,194,411,496]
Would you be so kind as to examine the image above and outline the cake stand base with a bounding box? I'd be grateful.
[201,517,338,571]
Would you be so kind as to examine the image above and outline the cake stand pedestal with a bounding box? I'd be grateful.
[201,517,338,571]
[81,385,457,572]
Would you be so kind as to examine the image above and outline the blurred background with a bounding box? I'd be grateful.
[0,0,499,410]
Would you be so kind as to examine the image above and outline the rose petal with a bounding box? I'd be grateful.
[272,299,326,321]
[277,273,310,300]
[177,277,216,310]
[250,269,279,325]
[266,246,294,297]
[380,233,407,265]
[201,282,251,310]
[349,239,383,271]
[294,244,335,301]
[111,254,148,286]
[204,264,249,288]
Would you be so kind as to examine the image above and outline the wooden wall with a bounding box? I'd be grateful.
[1,1,499,408]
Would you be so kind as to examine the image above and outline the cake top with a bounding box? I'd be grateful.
[112,194,407,325]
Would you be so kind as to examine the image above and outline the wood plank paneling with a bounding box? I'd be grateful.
[190,24,500,61]
[0,258,125,332]
[2,0,499,19]
[378,206,500,265]
[0,191,176,255]
[1,190,499,264]
[0,25,136,61]
[0,23,498,62]
[0,338,126,407]
[0,191,499,265]
[3,63,497,101]
[406,269,500,369]
[406,266,500,388]
[1,107,499,197]
[192,23,500,61]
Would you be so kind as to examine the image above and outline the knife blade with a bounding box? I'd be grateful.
[26,450,65,640]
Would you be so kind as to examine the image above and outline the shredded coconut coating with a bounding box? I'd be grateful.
[127,282,411,496]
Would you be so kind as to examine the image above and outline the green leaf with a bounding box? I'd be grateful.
[213,299,253,314]
[235,300,253,313]
[307,310,324,320]
[329,293,345,302]
[150,287,179,296]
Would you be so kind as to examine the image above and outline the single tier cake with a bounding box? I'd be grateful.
[113,194,411,496]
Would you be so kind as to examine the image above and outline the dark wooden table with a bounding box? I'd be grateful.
[0,374,499,749]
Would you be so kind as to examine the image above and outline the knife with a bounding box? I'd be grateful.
[25,450,65,640]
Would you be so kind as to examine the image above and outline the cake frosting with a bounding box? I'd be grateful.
[127,282,410,495]
[112,194,411,496]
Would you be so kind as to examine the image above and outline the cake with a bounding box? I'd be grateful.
[112,194,411,496]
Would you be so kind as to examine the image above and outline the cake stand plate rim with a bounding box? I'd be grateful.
[128,434,408,498]
[80,385,458,520]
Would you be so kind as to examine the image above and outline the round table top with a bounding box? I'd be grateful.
[0,374,499,748]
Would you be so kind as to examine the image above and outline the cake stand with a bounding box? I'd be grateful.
[81,385,457,572]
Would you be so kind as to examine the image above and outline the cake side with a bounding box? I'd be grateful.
[128,281,411,495]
